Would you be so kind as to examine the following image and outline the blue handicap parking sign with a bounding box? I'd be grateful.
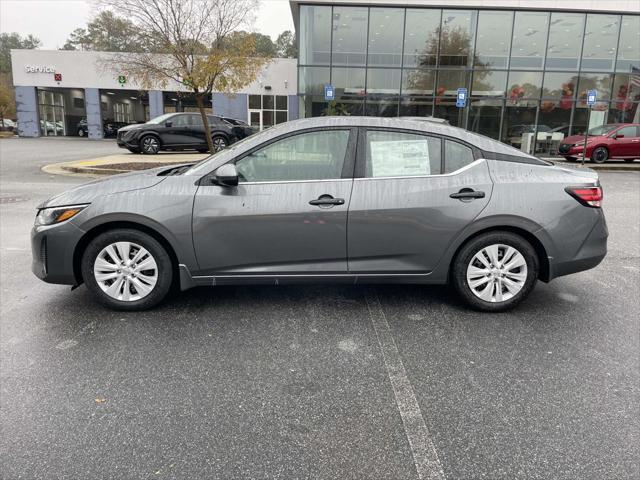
[456,88,467,108]
[324,84,335,101]
[587,89,597,106]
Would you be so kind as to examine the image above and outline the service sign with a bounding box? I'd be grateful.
[25,65,55,73]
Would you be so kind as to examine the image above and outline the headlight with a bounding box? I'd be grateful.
[35,204,88,226]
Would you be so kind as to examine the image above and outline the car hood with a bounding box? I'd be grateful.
[38,169,168,209]
[562,134,607,144]
[117,123,145,132]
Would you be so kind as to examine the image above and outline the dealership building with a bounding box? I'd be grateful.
[291,0,640,154]
[10,50,298,138]
[9,0,640,154]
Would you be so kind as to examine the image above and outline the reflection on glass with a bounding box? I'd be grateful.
[474,10,513,69]
[511,12,549,69]
[545,13,585,70]
[433,99,467,128]
[399,97,434,117]
[438,10,477,67]
[468,98,502,139]
[541,72,579,116]
[472,70,507,97]
[366,68,401,117]
[611,74,640,123]
[299,5,331,65]
[298,67,330,95]
[506,71,543,102]
[402,69,436,96]
[537,104,573,154]
[616,15,640,71]
[581,14,620,71]
[299,95,329,118]
[403,9,441,68]
[332,7,369,67]
[577,73,613,104]
[436,70,471,97]
[368,8,404,67]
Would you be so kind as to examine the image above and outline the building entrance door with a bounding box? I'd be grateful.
[249,109,262,131]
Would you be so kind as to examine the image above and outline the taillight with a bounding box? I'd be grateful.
[565,185,603,208]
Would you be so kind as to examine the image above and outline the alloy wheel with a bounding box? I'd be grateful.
[93,241,158,301]
[466,243,528,303]
[142,136,159,154]
[212,137,227,152]
[592,147,608,163]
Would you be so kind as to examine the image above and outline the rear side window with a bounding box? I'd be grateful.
[365,131,442,178]
[444,140,475,174]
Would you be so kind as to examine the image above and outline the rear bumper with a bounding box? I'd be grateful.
[31,220,85,285]
[548,211,608,280]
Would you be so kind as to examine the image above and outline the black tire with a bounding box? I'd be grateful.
[212,135,228,152]
[81,229,173,311]
[591,146,608,164]
[127,147,141,154]
[140,134,161,154]
[564,156,577,162]
[451,231,539,312]
[77,129,85,137]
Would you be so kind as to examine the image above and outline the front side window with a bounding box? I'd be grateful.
[615,126,637,138]
[235,130,350,182]
[444,140,475,174]
[365,131,441,178]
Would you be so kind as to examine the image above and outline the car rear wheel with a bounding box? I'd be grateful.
[81,229,173,311]
[140,135,160,154]
[452,231,539,312]
[212,135,228,152]
[591,146,608,164]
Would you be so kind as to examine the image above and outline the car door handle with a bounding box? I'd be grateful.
[631,139,640,143]
[450,188,485,200]
[309,195,345,206]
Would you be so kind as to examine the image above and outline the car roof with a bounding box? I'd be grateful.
[267,116,541,161]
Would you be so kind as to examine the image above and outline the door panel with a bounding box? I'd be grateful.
[612,126,640,157]
[347,161,493,273]
[192,180,352,275]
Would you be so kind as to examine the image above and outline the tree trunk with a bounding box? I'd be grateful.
[195,93,215,154]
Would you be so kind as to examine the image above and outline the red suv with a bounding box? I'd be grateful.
[558,123,640,163]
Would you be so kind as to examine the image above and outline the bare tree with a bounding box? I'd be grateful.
[101,0,269,153]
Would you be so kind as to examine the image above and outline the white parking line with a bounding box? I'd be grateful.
[366,291,446,480]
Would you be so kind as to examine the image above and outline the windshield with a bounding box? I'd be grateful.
[146,113,175,125]
[587,124,619,136]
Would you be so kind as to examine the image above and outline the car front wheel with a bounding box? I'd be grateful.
[140,135,160,154]
[81,229,173,311]
[591,146,608,164]
[452,231,539,312]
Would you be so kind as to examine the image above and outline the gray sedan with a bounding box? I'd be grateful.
[31,117,607,311]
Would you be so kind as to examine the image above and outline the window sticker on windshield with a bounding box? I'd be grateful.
[370,140,431,177]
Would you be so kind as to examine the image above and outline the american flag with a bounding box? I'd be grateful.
[631,66,640,88]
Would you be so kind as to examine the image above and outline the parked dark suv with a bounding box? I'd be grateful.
[117,113,237,154]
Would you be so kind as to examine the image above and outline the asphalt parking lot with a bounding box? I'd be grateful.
[1,137,638,479]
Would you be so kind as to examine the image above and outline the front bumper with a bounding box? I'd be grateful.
[549,210,608,280]
[31,220,85,285]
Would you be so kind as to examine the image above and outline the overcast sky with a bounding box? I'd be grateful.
[0,0,295,49]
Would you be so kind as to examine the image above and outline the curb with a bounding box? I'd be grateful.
[547,159,640,172]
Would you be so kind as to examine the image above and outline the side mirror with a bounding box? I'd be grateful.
[165,121,173,127]
[614,134,624,139]
[213,164,238,187]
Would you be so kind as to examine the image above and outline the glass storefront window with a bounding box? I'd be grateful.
[577,73,613,104]
[541,72,579,107]
[511,12,549,69]
[611,74,640,123]
[403,9,441,68]
[368,8,404,67]
[433,99,467,128]
[507,71,543,101]
[402,69,436,97]
[299,95,330,118]
[438,10,477,68]
[248,95,261,109]
[332,6,368,67]
[436,70,471,98]
[468,98,503,139]
[472,70,507,97]
[474,10,513,69]
[366,68,401,117]
[608,103,639,124]
[502,103,539,152]
[581,14,620,71]
[399,97,434,117]
[537,102,574,154]
[330,68,365,115]
[298,67,330,95]
[299,5,331,65]
[545,12,585,70]
[616,15,640,72]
